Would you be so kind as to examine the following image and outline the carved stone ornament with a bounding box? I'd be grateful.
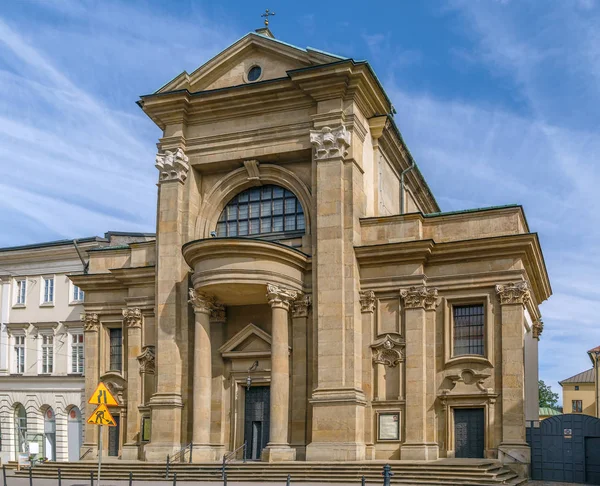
[309,125,351,160]
[266,283,298,311]
[122,308,142,328]
[81,312,99,332]
[440,369,492,396]
[210,303,227,323]
[371,334,405,367]
[137,345,156,374]
[292,295,311,318]
[399,286,439,310]
[359,290,376,314]
[188,288,215,315]
[532,319,544,339]
[496,281,530,306]
[155,148,190,183]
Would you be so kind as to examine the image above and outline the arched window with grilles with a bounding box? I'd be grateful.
[216,185,305,238]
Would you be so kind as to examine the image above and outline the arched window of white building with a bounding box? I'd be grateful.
[216,185,305,238]
[67,407,82,462]
[14,404,27,460]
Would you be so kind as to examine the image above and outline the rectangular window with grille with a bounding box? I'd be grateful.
[71,333,84,373]
[14,335,25,373]
[109,328,123,372]
[572,400,583,413]
[453,304,485,356]
[41,335,53,373]
[16,280,26,305]
[43,277,54,304]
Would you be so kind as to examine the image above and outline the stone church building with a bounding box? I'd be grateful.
[71,29,551,470]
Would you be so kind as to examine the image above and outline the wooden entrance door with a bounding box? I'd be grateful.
[455,408,484,458]
[244,386,270,460]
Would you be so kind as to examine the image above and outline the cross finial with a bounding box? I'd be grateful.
[261,9,275,27]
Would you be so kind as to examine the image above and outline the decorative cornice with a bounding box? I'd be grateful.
[137,345,155,374]
[122,308,142,328]
[309,125,351,161]
[532,319,544,339]
[399,286,438,310]
[266,283,297,311]
[155,148,189,183]
[371,334,404,367]
[81,312,99,332]
[496,281,530,306]
[210,303,227,323]
[292,295,311,318]
[359,290,376,314]
[188,288,214,315]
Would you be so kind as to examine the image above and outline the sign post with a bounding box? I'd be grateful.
[87,383,118,486]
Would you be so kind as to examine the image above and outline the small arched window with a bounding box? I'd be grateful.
[216,185,305,238]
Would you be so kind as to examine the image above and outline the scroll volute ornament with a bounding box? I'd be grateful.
[155,148,190,183]
[292,295,311,318]
[532,319,544,339]
[266,283,298,310]
[371,334,405,367]
[137,345,156,374]
[309,125,351,160]
[188,288,214,315]
[496,282,531,306]
[399,286,439,310]
[81,312,99,332]
[359,290,376,314]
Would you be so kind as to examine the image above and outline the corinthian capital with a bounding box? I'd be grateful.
[359,290,376,314]
[309,125,351,160]
[496,282,530,306]
[532,319,544,339]
[123,308,143,328]
[188,288,214,315]
[292,295,311,318]
[155,148,190,183]
[81,312,99,332]
[210,303,227,323]
[400,286,439,310]
[266,283,298,311]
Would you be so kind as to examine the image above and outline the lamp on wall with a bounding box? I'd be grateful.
[246,360,259,390]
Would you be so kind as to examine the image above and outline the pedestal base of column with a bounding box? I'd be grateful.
[291,444,306,461]
[306,441,366,461]
[121,444,140,460]
[261,445,296,462]
[498,442,530,478]
[400,442,439,461]
[191,444,217,462]
[145,393,183,461]
[365,444,376,460]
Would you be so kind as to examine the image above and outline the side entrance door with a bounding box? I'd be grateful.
[244,386,270,460]
[455,408,485,458]
[108,415,120,457]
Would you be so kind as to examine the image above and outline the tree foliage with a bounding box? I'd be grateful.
[539,380,559,408]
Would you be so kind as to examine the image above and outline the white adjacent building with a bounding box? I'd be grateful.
[0,233,153,463]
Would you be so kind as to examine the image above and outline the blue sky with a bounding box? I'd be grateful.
[1,0,599,402]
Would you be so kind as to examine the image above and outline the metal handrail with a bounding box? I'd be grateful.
[222,442,247,479]
[171,443,193,464]
[79,448,93,460]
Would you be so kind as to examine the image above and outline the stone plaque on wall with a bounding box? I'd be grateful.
[377,298,400,335]
[378,412,400,441]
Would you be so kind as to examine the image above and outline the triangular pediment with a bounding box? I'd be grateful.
[219,323,272,358]
[158,32,347,94]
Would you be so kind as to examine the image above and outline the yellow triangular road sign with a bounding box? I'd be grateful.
[88,382,118,406]
[87,404,116,427]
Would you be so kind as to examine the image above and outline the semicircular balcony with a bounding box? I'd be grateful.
[182,238,310,305]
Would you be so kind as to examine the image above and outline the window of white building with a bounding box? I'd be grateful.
[42,277,54,304]
[15,279,26,305]
[71,333,84,374]
[14,335,25,374]
[41,335,54,374]
[72,284,84,303]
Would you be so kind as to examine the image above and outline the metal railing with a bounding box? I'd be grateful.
[165,443,192,479]
[79,448,93,460]
[221,442,247,480]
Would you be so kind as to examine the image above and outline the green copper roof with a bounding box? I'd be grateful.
[425,204,521,218]
[539,407,561,417]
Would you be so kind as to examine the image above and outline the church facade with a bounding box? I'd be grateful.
[71,30,551,471]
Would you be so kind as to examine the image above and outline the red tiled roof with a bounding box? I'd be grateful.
[588,345,600,353]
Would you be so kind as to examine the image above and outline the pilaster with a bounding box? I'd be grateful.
[359,291,376,459]
[146,147,190,460]
[210,302,227,457]
[81,312,99,457]
[496,282,531,474]
[400,285,439,461]
[122,308,143,460]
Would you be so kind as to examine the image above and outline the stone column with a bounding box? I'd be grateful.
[496,282,531,474]
[81,312,99,456]
[122,308,143,460]
[360,291,376,459]
[400,285,439,460]
[262,283,297,462]
[209,303,227,457]
[291,295,310,460]
[189,288,216,461]
[147,148,190,460]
